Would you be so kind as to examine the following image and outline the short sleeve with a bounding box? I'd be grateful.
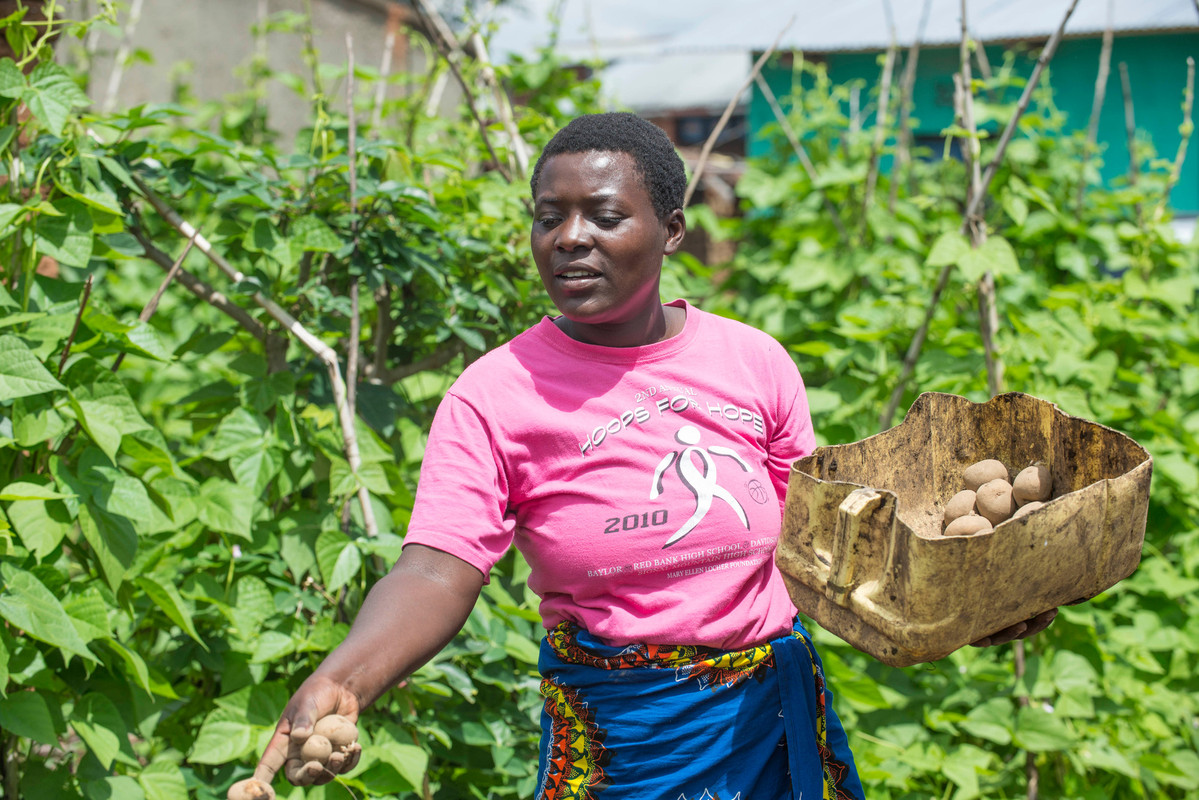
[765,348,817,507]
[402,392,516,581]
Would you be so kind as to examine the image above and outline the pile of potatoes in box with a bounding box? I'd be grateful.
[941,459,1054,536]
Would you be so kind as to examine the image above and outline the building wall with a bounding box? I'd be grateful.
[80,0,435,139]
[752,31,1199,213]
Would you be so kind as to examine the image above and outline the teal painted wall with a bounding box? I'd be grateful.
[751,32,1199,213]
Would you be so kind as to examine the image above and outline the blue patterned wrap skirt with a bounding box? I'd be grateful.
[535,618,864,800]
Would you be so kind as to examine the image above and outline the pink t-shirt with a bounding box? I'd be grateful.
[403,300,816,650]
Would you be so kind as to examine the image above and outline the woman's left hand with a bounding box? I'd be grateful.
[970,608,1058,647]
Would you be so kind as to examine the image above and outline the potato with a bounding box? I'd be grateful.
[284,758,324,786]
[301,733,333,763]
[943,489,977,528]
[1012,500,1044,519]
[976,478,1015,525]
[227,779,275,800]
[964,459,1009,491]
[943,514,993,537]
[1013,463,1052,505]
[313,714,359,749]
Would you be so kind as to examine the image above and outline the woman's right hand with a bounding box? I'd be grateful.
[253,674,363,786]
[246,545,485,790]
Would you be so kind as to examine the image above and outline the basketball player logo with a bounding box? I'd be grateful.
[650,425,753,548]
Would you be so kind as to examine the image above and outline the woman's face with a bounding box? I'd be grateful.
[531,150,685,345]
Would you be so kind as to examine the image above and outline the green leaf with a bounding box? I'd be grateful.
[189,710,254,765]
[0,480,73,501]
[959,697,1014,745]
[315,528,351,588]
[6,499,71,559]
[0,57,24,98]
[138,759,189,800]
[0,334,65,399]
[84,776,144,800]
[373,741,429,792]
[250,631,295,663]
[291,214,343,253]
[328,540,363,592]
[104,639,154,696]
[136,576,204,646]
[65,359,152,462]
[197,478,255,540]
[78,502,138,591]
[0,690,59,745]
[0,563,98,663]
[0,201,26,231]
[925,231,971,268]
[959,235,1020,282]
[22,61,90,135]
[70,693,131,770]
[1013,705,1073,752]
[33,197,94,267]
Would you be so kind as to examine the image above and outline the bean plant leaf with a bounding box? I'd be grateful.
[0,57,24,98]
[189,708,254,765]
[6,499,72,559]
[373,741,430,792]
[33,197,94,267]
[0,480,73,501]
[70,692,131,770]
[22,62,91,135]
[138,759,189,800]
[197,478,255,540]
[136,576,204,646]
[925,231,971,268]
[0,690,59,745]
[0,334,65,399]
[1013,705,1073,752]
[65,358,153,462]
[0,563,97,663]
[959,235,1020,282]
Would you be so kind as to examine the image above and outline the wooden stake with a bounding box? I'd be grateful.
[878,0,1080,431]
[130,173,379,537]
[1152,56,1194,223]
[1076,0,1115,211]
[684,17,795,208]
[889,0,932,212]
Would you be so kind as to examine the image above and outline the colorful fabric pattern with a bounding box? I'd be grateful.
[536,619,864,800]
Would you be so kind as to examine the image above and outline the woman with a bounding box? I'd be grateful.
[253,112,1053,799]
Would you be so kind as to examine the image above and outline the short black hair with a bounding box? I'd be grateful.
[530,112,686,220]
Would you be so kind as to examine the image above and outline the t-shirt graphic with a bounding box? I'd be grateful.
[651,424,754,548]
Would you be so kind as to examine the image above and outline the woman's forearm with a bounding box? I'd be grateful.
[311,544,485,709]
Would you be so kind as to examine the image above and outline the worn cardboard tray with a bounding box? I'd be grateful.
[777,392,1152,667]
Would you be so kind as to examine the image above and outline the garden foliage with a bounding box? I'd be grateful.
[0,5,1196,800]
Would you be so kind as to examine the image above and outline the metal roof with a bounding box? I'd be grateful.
[677,0,1199,55]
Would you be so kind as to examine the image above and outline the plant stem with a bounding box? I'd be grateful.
[57,273,93,377]
[684,16,795,208]
[112,234,195,372]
